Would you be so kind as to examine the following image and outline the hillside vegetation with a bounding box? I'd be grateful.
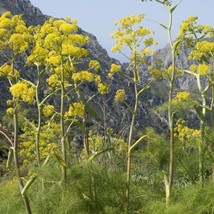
[0,0,214,213]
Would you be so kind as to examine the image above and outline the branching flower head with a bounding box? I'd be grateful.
[46,74,60,88]
[43,105,55,117]
[148,65,162,79]
[6,107,14,116]
[175,118,201,144]
[190,64,210,76]
[111,14,157,61]
[108,63,121,77]
[89,60,100,72]
[66,102,85,118]
[97,83,110,95]
[114,89,125,103]
[0,12,32,53]
[72,70,94,82]
[188,41,214,62]
[10,82,35,103]
[27,45,49,64]
[174,91,190,101]
[0,64,19,79]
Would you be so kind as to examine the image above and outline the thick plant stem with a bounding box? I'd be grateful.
[125,61,139,214]
[13,103,32,214]
[167,50,176,200]
[196,75,206,184]
[60,64,67,181]
[199,92,206,184]
[165,4,176,205]
[210,86,214,185]
[11,61,32,214]
[35,71,41,166]
[83,115,89,158]
[163,171,170,208]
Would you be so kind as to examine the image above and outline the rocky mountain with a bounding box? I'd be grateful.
[0,0,203,135]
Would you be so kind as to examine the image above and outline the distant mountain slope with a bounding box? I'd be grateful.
[0,0,204,133]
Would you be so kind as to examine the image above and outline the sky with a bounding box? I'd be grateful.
[30,0,214,62]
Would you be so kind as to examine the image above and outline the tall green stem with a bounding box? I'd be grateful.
[35,66,41,166]
[165,4,176,206]
[125,58,139,214]
[197,75,206,184]
[11,61,32,214]
[13,103,32,214]
[60,62,67,181]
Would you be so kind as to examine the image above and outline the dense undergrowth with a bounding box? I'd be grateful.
[0,162,214,213]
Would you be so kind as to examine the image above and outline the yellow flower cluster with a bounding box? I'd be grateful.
[114,89,125,103]
[72,70,94,82]
[0,64,19,79]
[66,102,85,118]
[9,33,29,53]
[144,38,156,47]
[0,12,32,53]
[20,138,59,165]
[97,83,110,95]
[46,74,60,87]
[190,64,210,76]
[10,82,35,103]
[188,41,214,62]
[89,60,100,72]
[20,123,60,164]
[43,105,55,117]
[175,118,201,143]
[44,33,61,50]
[108,64,121,77]
[111,14,156,53]
[65,34,89,46]
[6,107,14,116]
[174,91,190,101]
[6,99,13,106]
[115,14,144,28]
[27,17,89,70]
[148,66,161,79]
[27,45,49,64]
[59,23,78,35]
[0,28,8,38]
[179,16,198,37]
[196,64,210,75]
[45,50,61,66]
[88,131,103,152]
[140,48,155,55]
[94,75,101,83]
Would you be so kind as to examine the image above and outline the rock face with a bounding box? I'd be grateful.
[0,0,46,25]
[0,0,204,133]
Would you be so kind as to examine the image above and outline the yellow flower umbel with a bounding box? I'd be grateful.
[175,118,201,145]
[111,14,157,61]
[114,89,125,103]
[43,105,55,117]
[190,64,210,76]
[174,91,190,101]
[0,64,19,79]
[66,102,85,118]
[72,71,95,82]
[97,83,110,95]
[0,12,32,54]
[171,91,195,109]
[89,60,100,72]
[108,64,121,78]
[10,82,35,103]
